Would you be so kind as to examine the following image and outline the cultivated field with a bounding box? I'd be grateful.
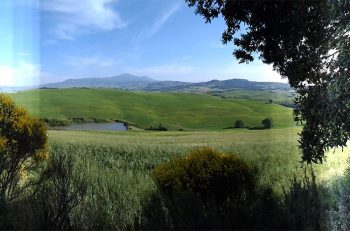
[9,90,350,229]
[46,127,349,230]
[48,128,348,189]
[12,88,295,130]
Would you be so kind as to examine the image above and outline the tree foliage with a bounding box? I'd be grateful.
[262,118,273,129]
[0,94,48,204]
[234,119,245,128]
[186,0,350,163]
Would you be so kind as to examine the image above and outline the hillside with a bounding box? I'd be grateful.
[12,88,295,130]
[210,89,296,108]
[40,73,291,92]
[41,73,157,90]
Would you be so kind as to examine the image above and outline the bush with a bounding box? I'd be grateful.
[41,118,71,127]
[234,119,245,128]
[37,154,88,230]
[145,124,168,131]
[327,159,350,230]
[283,169,328,230]
[0,94,48,229]
[151,147,269,229]
[152,147,256,199]
[262,117,273,129]
[0,94,48,204]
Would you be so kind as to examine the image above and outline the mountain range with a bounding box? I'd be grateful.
[39,73,291,92]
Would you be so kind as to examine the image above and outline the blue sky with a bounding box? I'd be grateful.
[0,0,286,87]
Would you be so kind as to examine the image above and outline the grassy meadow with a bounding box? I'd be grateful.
[44,127,350,229]
[12,88,295,130]
[210,89,295,107]
[6,89,350,229]
[48,128,349,190]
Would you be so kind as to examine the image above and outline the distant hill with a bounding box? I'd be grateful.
[40,74,291,92]
[12,88,295,130]
[41,73,157,90]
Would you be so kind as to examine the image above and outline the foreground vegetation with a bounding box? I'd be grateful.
[47,128,348,189]
[2,92,349,230]
[40,129,348,229]
[12,88,295,130]
[1,125,349,229]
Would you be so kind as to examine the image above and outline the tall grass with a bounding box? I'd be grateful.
[4,128,347,229]
[30,129,346,229]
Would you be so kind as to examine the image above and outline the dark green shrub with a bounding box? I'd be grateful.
[41,118,71,127]
[145,124,168,131]
[234,119,245,128]
[327,160,350,230]
[283,169,328,230]
[153,147,256,200]
[37,154,88,230]
[262,117,273,129]
[71,117,94,124]
[151,147,263,229]
[0,197,12,230]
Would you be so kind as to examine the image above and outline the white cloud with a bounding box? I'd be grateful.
[135,1,181,43]
[65,55,114,68]
[147,1,181,38]
[0,61,39,86]
[41,0,126,40]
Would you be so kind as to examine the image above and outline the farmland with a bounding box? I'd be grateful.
[48,128,348,189]
[12,88,295,130]
[46,128,349,229]
[7,89,349,229]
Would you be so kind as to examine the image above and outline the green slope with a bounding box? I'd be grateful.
[11,88,295,130]
[210,89,295,107]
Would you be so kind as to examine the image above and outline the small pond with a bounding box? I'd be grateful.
[61,122,128,131]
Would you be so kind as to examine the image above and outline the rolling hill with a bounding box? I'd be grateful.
[41,73,157,90]
[40,73,291,92]
[12,88,295,130]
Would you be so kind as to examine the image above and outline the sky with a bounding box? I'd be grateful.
[0,0,287,87]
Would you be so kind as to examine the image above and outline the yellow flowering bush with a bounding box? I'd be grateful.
[151,147,261,229]
[152,147,256,202]
[0,94,47,204]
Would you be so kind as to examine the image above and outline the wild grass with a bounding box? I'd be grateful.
[0,127,344,229]
[48,128,349,188]
[40,128,349,229]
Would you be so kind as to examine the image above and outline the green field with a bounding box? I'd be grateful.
[8,89,349,229]
[12,88,295,130]
[46,128,349,229]
[49,128,348,191]
[210,89,295,107]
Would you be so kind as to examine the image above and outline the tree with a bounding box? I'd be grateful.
[0,94,48,204]
[262,118,273,129]
[186,0,350,163]
[234,120,245,128]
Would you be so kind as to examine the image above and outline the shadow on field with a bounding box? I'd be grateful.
[248,126,267,130]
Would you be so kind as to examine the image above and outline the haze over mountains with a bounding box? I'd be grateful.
[40,73,291,92]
